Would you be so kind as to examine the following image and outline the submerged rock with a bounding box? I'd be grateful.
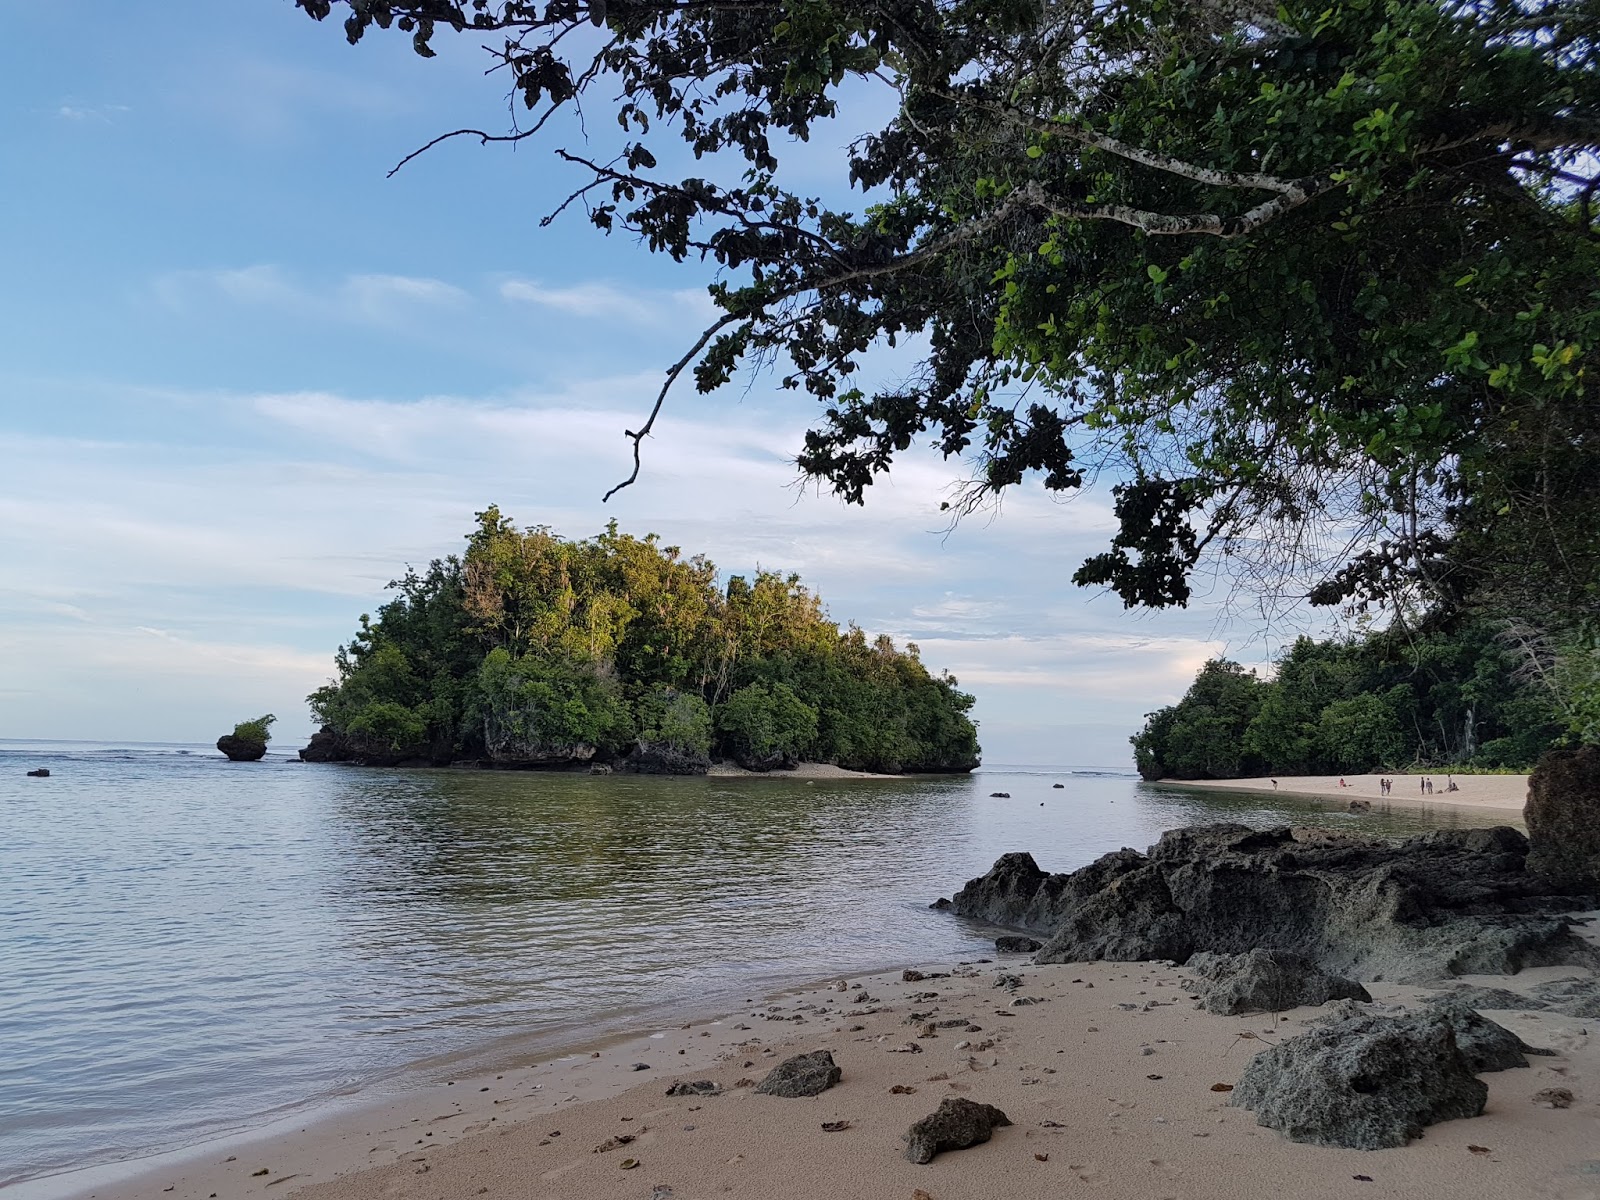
[903,1097,1011,1164]
[950,824,1597,984]
[216,734,267,762]
[1526,746,1600,891]
[1184,949,1370,1015]
[1231,1007,1490,1149]
[25,768,49,777]
[754,1050,841,1098]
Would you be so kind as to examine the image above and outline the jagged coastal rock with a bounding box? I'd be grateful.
[620,744,714,775]
[1183,949,1371,1015]
[753,1050,841,1098]
[949,825,1597,984]
[1525,745,1600,891]
[903,1098,1012,1164]
[1229,1006,1516,1149]
[994,935,1043,955]
[216,734,267,762]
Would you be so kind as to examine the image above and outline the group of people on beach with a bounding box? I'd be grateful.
[1411,776,1460,794]
[1328,775,1460,796]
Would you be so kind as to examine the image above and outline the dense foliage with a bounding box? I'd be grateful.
[308,508,980,772]
[231,714,276,744]
[1132,626,1567,779]
[295,0,1599,637]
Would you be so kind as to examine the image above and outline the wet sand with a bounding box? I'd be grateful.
[69,942,1598,1200]
[1163,773,1530,815]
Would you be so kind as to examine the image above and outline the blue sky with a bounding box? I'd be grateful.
[0,3,1332,764]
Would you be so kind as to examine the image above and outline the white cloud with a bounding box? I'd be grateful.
[500,278,719,326]
[55,102,129,122]
[0,379,1291,753]
[154,266,470,328]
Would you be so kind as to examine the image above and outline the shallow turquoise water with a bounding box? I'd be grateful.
[0,740,1513,1187]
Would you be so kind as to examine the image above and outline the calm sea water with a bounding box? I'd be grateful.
[0,739,1515,1189]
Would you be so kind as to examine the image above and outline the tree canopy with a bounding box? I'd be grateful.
[1131,623,1568,779]
[295,0,1598,634]
[306,508,980,772]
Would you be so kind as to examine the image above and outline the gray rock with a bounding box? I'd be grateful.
[754,1050,841,1098]
[664,1080,722,1096]
[1424,985,1547,1012]
[1424,996,1551,1070]
[1185,949,1370,1015]
[1231,1007,1489,1149]
[619,744,712,775]
[1525,746,1600,891]
[995,935,1042,954]
[951,824,1597,984]
[903,1097,1012,1164]
[1530,976,1600,1018]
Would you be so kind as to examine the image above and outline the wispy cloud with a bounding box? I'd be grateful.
[154,266,469,328]
[55,102,130,122]
[500,278,719,326]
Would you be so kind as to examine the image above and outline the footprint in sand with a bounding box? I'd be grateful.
[1072,1163,1110,1185]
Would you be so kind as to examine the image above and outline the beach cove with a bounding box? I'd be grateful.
[6,743,1592,1200]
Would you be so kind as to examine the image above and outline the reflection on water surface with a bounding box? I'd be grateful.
[0,742,1512,1185]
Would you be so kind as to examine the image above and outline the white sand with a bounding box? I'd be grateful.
[706,762,906,779]
[1164,773,1530,814]
[74,945,1598,1200]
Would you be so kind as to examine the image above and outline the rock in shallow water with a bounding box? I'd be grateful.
[215,735,267,762]
[754,1050,841,1098]
[1185,949,1370,1015]
[949,824,1597,984]
[903,1097,1011,1164]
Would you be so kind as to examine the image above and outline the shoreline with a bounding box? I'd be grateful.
[705,762,908,780]
[1158,772,1529,815]
[45,937,1599,1200]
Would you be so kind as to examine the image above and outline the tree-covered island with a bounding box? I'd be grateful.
[1132,623,1582,780]
[301,508,980,774]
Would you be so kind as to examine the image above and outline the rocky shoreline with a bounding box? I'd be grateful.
[933,790,1599,1154]
[942,823,1598,984]
[295,725,954,777]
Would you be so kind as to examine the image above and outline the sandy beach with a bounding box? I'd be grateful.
[705,762,906,780]
[1162,773,1530,814]
[70,929,1598,1200]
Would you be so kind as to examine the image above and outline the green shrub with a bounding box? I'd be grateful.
[231,714,276,744]
[716,682,818,765]
[635,686,713,755]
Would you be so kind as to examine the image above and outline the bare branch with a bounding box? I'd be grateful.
[603,313,744,502]
[1019,178,1334,237]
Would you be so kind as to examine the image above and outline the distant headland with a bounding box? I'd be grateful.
[299,507,980,775]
